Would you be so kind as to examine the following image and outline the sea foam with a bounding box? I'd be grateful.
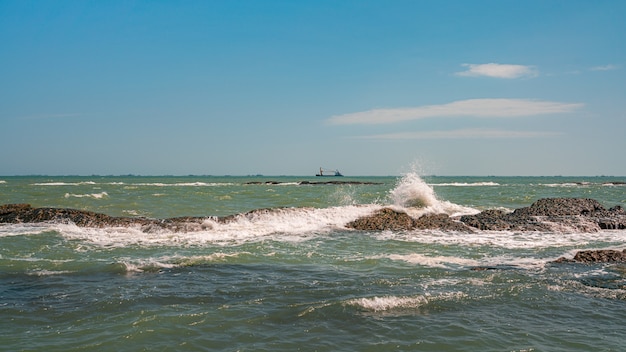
[346,295,429,312]
[64,191,109,199]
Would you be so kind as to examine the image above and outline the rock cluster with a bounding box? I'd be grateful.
[346,208,473,232]
[0,203,212,232]
[553,249,626,263]
[346,198,626,232]
[2,198,626,234]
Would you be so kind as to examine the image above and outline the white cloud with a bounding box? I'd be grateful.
[456,63,538,78]
[327,98,583,125]
[356,129,562,140]
[591,64,619,71]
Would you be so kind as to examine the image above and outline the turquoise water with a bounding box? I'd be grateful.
[1,175,625,351]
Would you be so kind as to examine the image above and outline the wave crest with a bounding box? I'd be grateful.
[388,172,478,217]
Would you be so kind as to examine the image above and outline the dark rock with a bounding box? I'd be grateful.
[460,198,626,232]
[553,249,626,263]
[0,203,209,232]
[459,209,549,231]
[512,198,605,217]
[346,208,416,231]
[345,208,473,232]
[0,203,32,216]
[412,213,474,232]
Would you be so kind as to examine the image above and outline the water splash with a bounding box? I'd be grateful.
[389,172,438,208]
[388,172,478,217]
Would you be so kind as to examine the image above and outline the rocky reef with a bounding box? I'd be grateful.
[347,198,626,232]
[0,203,309,232]
[0,203,213,232]
[3,199,626,265]
[346,208,474,232]
[2,198,626,234]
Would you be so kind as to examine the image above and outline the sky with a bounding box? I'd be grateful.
[1,0,625,176]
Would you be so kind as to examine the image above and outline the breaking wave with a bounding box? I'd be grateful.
[346,295,429,311]
[64,192,109,199]
[389,172,479,217]
[432,182,500,187]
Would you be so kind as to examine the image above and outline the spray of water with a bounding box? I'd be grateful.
[389,172,438,208]
[388,171,478,217]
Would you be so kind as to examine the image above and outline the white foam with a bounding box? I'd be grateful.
[130,182,234,187]
[378,252,547,270]
[64,191,109,199]
[387,172,479,217]
[114,252,249,273]
[541,182,590,188]
[346,295,429,311]
[0,180,6,184]
[32,181,97,186]
[48,205,382,247]
[0,224,51,237]
[432,182,500,187]
[27,270,74,276]
[384,253,480,268]
[373,229,626,250]
[346,291,468,312]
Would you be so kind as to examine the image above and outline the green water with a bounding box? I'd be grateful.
[1,175,625,351]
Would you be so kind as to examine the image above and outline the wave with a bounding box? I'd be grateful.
[130,182,235,187]
[32,181,97,186]
[5,172,624,248]
[541,182,626,187]
[345,291,467,313]
[431,182,500,187]
[379,252,551,271]
[383,253,480,268]
[542,182,591,188]
[27,269,74,276]
[41,205,381,247]
[112,253,251,273]
[64,192,109,199]
[346,295,429,312]
[373,229,626,250]
[30,181,234,187]
[388,172,479,217]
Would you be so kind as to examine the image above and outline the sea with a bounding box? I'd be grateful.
[1,174,625,351]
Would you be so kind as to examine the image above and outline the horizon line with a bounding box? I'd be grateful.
[1,174,625,178]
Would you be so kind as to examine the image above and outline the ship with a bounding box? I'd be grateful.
[316,167,343,177]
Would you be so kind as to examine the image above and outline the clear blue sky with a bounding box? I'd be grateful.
[1,0,624,176]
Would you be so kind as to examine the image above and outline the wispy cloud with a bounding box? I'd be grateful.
[327,98,583,125]
[590,64,619,71]
[456,63,538,79]
[355,129,562,140]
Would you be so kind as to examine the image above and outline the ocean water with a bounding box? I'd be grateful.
[1,174,625,351]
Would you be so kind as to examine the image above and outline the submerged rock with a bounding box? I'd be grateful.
[553,249,626,263]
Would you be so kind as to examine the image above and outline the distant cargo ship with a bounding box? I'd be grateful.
[316,167,343,177]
